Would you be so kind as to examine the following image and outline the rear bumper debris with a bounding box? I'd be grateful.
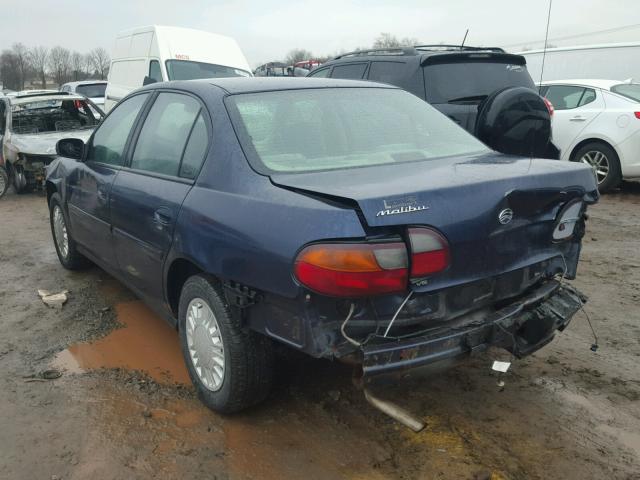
[361,280,584,379]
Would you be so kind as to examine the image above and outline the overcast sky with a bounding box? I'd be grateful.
[2,0,639,66]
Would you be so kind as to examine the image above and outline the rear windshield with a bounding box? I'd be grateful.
[424,62,535,104]
[11,98,103,134]
[75,83,106,98]
[165,60,251,81]
[227,88,488,173]
[610,83,640,102]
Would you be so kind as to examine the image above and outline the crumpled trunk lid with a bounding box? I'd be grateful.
[271,153,598,293]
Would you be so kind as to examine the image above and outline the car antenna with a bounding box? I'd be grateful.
[460,29,469,49]
[538,0,553,93]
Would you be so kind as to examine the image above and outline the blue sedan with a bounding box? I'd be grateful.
[46,78,598,413]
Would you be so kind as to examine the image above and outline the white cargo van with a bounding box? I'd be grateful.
[104,25,252,111]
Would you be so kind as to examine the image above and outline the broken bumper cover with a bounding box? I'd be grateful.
[361,280,584,378]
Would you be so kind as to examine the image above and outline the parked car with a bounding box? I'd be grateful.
[60,81,108,109]
[309,45,559,159]
[46,78,597,414]
[104,25,252,112]
[254,62,290,77]
[539,79,640,191]
[0,91,103,197]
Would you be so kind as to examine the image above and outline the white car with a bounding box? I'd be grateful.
[539,79,640,191]
[60,81,107,109]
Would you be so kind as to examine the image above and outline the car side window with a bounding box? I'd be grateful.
[86,93,149,166]
[544,86,586,110]
[578,88,596,107]
[367,61,405,85]
[330,63,367,79]
[130,92,201,177]
[149,60,163,82]
[179,113,208,179]
[308,67,330,78]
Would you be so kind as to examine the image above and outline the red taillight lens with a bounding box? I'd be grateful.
[543,97,554,117]
[634,112,640,119]
[294,242,408,297]
[408,227,450,277]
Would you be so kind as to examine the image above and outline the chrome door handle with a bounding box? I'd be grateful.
[570,116,586,122]
[153,208,173,226]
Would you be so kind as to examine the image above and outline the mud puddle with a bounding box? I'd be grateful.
[54,300,190,385]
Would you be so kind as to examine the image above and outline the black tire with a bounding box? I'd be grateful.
[48,193,90,270]
[571,142,622,193]
[179,275,274,413]
[12,165,29,194]
[0,166,8,199]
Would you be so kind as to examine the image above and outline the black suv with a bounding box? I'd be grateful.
[310,45,559,159]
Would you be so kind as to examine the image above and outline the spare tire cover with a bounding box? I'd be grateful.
[475,86,552,158]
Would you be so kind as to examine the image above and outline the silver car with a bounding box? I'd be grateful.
[0,91,104,197]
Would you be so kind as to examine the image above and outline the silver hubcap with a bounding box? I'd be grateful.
[186,298,225,391]
[52,206,69,259]
[581,150,609,184]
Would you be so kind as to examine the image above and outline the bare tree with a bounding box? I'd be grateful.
[284,48,313,66]
[89,47,110,79]
[11,43,30,90]
[0,50,21,91]
[71,51,84,81]
[83,53,94,78]
[48,46,71,87]
[29,46,49,88]
[372,33,419,49]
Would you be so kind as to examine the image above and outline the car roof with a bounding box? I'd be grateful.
[62,80,108,88]
[9,93,86,105]
[539,79,638,90]
[156,77,398,94]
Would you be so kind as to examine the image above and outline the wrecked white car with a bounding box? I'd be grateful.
[0,91,103,197]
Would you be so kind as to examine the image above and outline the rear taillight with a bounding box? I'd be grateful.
[294,242,408,297]
[407,227,450,277]
[543,97,554,117]
[634,112,640,119]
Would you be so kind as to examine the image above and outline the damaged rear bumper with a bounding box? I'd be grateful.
[361,280,585,379]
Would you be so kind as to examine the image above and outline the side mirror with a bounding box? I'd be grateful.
[56,138,85,161]
[143,76,157,86]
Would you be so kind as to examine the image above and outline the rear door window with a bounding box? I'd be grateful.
[130,92,201,177]
[367,61,405,85]
[423,61,535,104]
[330,63,367,79]
[179,113,209,179]
[544,85,588,110]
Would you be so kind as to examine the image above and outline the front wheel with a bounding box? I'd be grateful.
[179,275,274,413]
[49,193,90,269]
[572,142,622,192]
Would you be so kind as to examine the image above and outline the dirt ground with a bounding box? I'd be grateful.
[1,185,639,480]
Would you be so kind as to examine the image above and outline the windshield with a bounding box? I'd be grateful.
[165,60,250,80]
[227,88,488,173]
[75,83,107,98]
[611,83,640,102]
[11,98,103,134]
[424,62,535,103]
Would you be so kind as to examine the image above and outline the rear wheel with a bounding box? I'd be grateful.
[572,142,621,192]
[179,275,274,413]
[48,193,90,269]
[0,166,8,199]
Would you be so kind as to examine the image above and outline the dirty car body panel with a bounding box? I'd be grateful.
[46,78,598,382]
